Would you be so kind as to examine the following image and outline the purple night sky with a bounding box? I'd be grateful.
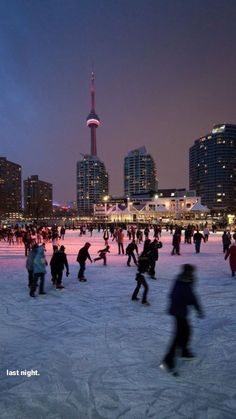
[1,0,236,204]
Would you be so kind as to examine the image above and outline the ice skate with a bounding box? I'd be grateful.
[159,362,179,377]
[56,284,65,289]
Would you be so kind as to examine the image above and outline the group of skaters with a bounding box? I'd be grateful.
[26,243,70,297]
[24,222,236,299]
[14,221,234,376]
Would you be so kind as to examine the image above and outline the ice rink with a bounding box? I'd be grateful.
[0,228,236,419]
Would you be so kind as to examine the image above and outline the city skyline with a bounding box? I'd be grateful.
[1,0,236,204]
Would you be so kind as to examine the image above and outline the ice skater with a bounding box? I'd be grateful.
[225,233,236,277]
[193,228,205,253]
[94,245,110,265]
[77,242,93,281]
[26,244,38,289]
[222,230,231,254]
[131,254,150,305]
[30,245,48,297]
[160,264,204,376]
[50,245,69,289]
[147,238,163,279]
[126,239,139,266]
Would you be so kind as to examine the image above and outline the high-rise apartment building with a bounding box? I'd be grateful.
[24,175,53,218]
[77,73,109,215]
[189,124,236,213]
[77,155,108,215]
[0,157,22,217]
[124,146,158,198]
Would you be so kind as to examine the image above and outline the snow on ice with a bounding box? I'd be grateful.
[0,229,236,419]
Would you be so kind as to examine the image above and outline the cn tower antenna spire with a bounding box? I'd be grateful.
[86,71,100,156]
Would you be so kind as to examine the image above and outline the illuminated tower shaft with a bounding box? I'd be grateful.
[86,72,100,156]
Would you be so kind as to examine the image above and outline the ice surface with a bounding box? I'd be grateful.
[0,229,236,419]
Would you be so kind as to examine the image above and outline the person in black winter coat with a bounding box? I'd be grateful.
[193,228,205,253]
[161,264,204,375]
[222,230,231,254]
[77,242,92,281]
[131,254,150,305]
[126,240,139,266]
[94,245,110,265]
[50,245,69,289]
[147,238,163,278]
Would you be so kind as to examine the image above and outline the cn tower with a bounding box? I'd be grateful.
[86,72,100,156]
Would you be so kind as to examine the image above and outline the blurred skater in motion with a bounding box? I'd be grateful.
[77,242,93,281]
[94,245,110,266]
[160,264,204,375]
[225,233,236,277]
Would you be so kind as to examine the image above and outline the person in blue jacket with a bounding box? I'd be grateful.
[160,264,204,375]
[30,245,47,297]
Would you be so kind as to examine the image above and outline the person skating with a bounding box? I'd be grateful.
[50,245,69,289]
[94,245,110,265]
[193,228,205,253]
[222,230,231,254]
[171,227,181,255]
[126,239,139,266]
[30,245,48,297]
[147,238,163,279]
[131,254,150,305]
[77,242,93,281]
[103,229,109,246]
[160,264,204,375]
[26,244,38,289]
[225,233,236,277]
[117,228,125,255]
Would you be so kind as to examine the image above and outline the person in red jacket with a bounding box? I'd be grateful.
[225,233,236,277]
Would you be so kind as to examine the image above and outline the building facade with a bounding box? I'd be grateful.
[77,155,108,215]
[189,124,236,213]
[0,157,22,218]
[24,175,53,219]
[94,194,207,224]
[124,147,158,198]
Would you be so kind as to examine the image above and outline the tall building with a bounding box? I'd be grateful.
[124,146,158,198]
[0,157,22,218]
[77,155,108,215]
[189,124,236,213]
[24,175,53,218]
[77,73,109,215]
